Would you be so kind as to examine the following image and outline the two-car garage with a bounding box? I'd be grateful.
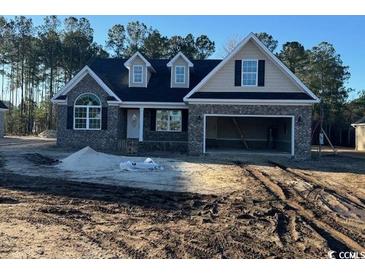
[204,115,294,156]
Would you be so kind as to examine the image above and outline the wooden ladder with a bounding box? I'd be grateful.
[232,118,249,149]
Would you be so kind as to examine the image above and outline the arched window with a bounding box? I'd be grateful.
[74,94,101,130]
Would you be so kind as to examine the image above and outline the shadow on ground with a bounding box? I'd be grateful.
[0,171,217,213]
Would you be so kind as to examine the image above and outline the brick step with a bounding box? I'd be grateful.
[123,139,139,155]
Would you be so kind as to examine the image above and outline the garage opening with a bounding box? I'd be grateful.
[205,115,293,155]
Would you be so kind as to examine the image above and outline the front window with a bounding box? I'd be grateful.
[175,66,185,84]
[74,94,101,130]
[242,60,258,86]
[156,110,182,132]
[133,65,143,83]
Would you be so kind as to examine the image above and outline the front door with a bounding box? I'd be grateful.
[127,109,140,139]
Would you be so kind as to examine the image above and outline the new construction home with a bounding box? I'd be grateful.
[52,33,319,159]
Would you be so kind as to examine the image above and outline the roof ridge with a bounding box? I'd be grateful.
[88,57,222,62]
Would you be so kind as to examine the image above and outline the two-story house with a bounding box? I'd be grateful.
[52,33,319,159]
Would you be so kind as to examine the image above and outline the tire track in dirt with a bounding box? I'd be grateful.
[269,161,365,246]
[269,161,365,209]
[241,164,365,254]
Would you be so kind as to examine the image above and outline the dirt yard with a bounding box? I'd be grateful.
[0,137,364,258]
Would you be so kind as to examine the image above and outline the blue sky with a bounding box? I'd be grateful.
[9,15,365,99]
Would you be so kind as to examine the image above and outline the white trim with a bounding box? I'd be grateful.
[203,114,295,156]
[241,59,258,87]
[186,99,317,105]
[183,33,320,103]
[51,65,122,103]
[175,65,186,84]
[132,65,143,84]
[0,108,8,112]
[120,102,188,109]
[74,92,101,106]
[167,52,194,67]
[124,52,155,71]
[291,116,295,156]
[351,123,365,127]
[73,93,102,130]
[139,107,144,141]
[51,99,66,103]
[203,115,207,153]
[73,106,102,131]
[107,101,120,106]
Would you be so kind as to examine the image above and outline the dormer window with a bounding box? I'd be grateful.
[124,52,155,88]
[242,59,258,86]
[133,65,143,84]
[167,52,193,88]
[175,66,186,84]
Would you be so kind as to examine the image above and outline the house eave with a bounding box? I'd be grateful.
[120,101,188,109]
[184,98,319,105]
[351,123,365,128]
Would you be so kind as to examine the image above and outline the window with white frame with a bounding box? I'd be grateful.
[156,110,182,132]
[175,66,185,84]
[74,94,101,130]
[133,65,143,83]
[242,59,258,86]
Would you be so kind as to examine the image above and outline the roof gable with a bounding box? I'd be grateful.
[124,52,156,73]
[167,52,193,67]
[51,66,122,103]
[184,33,319,102]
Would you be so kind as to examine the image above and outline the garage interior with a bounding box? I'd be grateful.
[205,116,293,155]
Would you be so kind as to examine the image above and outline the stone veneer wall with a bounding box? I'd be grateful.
[139,108,188,153]
[188,104,312,159]
[57,74,124,151]
[0,112,4,137]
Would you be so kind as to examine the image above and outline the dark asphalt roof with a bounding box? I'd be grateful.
[55,58,315,103]
[353,116,365,124]
[87,58,221,102]
[189,92,315,100]
[0,100,7,109]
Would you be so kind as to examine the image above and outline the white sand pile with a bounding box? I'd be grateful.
[57,146,162,172]
[58,146,121,171]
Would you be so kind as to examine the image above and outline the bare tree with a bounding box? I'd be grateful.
[222,35,242,56]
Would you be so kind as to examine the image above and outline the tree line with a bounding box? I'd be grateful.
[0,16,215,135]
[0,16,363,146]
